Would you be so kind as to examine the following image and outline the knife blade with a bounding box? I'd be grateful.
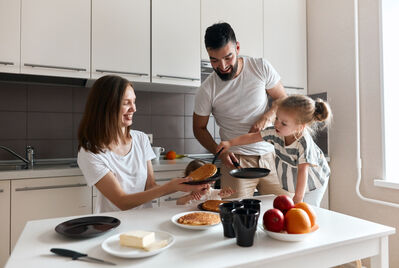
[50,248,116,266]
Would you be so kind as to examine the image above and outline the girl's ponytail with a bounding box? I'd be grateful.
[313,98,331,123]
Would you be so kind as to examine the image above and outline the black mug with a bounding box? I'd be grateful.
[219,201,243,238]
[232,207,259,247]
[240,198,261,213]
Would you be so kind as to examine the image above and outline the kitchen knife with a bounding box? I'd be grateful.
[50,248,116,266]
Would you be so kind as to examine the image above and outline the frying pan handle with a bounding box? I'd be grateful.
[232,160,241,168]
[212,147,224,164]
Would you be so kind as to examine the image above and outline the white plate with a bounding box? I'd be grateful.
[171,211,221,230]
[259,224,319,242]
[101,231,175,258]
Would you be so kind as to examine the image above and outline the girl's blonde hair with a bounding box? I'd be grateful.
[276,94,332,136]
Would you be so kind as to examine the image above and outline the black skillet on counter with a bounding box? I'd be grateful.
[229,160,270,179]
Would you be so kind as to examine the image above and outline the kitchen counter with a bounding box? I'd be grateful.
[5,195,395,268]
[0,157,195,181]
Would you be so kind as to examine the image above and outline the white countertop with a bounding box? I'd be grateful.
[5,195,395,268]
[0,157,194,180]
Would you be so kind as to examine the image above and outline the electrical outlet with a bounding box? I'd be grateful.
[146,133,153,144]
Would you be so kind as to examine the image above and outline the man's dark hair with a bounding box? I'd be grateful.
[204,22,237,50]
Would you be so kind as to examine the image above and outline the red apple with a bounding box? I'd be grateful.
[273,195,295,214]
[263,208,285,232]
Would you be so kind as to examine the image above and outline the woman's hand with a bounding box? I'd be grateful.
[167,176,210,193]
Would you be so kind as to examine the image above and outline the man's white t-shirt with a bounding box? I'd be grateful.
[77,130,156,213]
[194,57,281,155]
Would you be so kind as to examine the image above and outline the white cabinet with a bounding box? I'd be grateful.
[263,0,307,93]
[0,180,10,268]
[152,0,201,87]
[92,0,150,82]
[10,176,91,251]
[201,0,264,60]
[20,0,90,78]
[0,0,20,73]
[154,170,185,207]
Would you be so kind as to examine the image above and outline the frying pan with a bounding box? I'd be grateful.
[229,160,270,179]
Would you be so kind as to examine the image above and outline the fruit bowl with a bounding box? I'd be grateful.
[260,224,319,242]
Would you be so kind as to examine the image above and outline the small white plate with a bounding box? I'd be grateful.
[101,231,175,258]
[259,224,319,242]
[171,211,221,230]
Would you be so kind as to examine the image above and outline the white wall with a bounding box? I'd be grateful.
[307,0,399,266]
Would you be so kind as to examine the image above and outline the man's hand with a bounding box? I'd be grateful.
[220,151,239,169]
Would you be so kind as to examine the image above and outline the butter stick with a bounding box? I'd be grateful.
[119,230,155,249]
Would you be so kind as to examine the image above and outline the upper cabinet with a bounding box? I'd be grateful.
[92,0,150,82]
[263,0,307,92]
[0,0,20,73]
[201,0,264,60]
[152,0,201,87]
[20,0,90,78]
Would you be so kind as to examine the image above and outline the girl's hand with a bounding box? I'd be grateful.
[293,194,303,204]
[219,187,235,198]
[216,141,232,155]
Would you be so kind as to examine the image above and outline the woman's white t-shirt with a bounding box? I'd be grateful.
[77,130,156,213]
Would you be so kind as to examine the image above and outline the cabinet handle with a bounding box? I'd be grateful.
[96,69,148,77]
[156,74,200,81]
[0,189,3,193]
[0,61,14,66]
[24,63,86,72]
[156,178,176,182]
[15,183,87,192]
[284,86,304,90]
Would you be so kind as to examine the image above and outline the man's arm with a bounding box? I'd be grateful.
[193,113,218,154]
[249,81,287,133]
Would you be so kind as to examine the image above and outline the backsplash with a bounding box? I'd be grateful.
[0,80,328,160]
[0,81,215,160]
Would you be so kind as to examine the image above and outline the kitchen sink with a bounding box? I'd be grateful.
[0,159,78,171]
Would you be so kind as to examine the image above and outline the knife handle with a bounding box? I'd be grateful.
[51,248,87,260]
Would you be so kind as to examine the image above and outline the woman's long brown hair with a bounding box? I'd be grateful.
[78,75,132,154]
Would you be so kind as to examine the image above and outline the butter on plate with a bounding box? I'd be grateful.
[120,230,155,249]
[119,230,168,252]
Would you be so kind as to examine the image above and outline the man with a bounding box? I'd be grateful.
[193,22,290,198]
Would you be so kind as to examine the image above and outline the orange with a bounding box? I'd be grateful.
[294,202,317,227]
[165,150,177,160]
[285,208,311,234]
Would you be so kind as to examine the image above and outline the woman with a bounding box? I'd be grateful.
[77,75,208,212]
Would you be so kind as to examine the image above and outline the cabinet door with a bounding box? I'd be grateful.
[152,0,201,87]
[263,0,307,92]
[0,181,10,268]
[20,0,90,78]
[201,0,263,60]
[154,170,185,207]
[92,0,150,82]
[11,176,91,251]
[0,0,20,73]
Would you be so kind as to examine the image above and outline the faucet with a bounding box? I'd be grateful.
[0,145,35,167]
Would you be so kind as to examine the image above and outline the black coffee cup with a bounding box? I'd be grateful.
[240,198,261,213]
[232,207,259,247]
[219,201,243,238]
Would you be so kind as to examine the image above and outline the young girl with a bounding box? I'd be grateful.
[176,160,234,205]
[217,95,332,207]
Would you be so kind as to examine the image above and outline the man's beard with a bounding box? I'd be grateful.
[214,59,239,81]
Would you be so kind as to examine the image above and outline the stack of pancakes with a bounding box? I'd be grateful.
[177,212,220,226]
[201,200,229,212]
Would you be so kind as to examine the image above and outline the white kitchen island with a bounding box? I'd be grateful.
[5,195,395,268]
